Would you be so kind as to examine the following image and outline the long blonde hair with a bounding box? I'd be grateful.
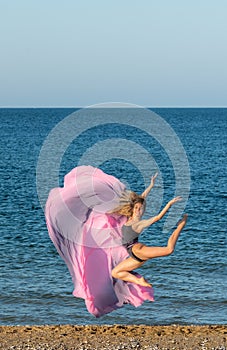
[110,191,146,218]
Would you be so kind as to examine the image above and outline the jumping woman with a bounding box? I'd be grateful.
[111,174,187,287]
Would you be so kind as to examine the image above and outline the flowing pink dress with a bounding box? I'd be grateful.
[45,166,154,317]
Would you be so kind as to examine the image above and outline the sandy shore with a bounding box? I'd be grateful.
[0,324,226,350]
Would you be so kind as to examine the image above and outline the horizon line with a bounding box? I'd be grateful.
[0,105,227,109]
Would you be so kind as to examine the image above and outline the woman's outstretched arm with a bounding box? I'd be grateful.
[141,172,158,198]
[135,196,182,232]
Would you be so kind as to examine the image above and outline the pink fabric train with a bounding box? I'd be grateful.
[45,165,154,317]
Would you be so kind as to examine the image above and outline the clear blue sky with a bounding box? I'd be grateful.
[0,0,226,107]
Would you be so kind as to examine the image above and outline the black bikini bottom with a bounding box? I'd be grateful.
[127,245,146,263]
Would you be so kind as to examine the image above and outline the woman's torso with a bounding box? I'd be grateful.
[122,224,139,247]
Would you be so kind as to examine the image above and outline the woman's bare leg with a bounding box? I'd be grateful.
[112,214,187,287]
[111,258,151,287]
[134,214,188,260]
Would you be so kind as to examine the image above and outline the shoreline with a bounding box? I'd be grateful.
[0,324,226,350]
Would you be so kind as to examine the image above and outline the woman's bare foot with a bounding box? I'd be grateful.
[138,277,152,288]
[177,214,188,228]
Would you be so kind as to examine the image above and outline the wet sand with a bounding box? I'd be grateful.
[0,324,226,350]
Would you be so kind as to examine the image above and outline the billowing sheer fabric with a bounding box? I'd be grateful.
[45,166,154,317]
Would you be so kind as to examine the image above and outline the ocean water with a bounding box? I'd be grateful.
[0,107,226,326]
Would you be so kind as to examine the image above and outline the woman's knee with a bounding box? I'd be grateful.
[166,246,174,255]
[111,267,119,279]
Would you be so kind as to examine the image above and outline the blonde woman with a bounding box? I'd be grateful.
[111,174,187,287]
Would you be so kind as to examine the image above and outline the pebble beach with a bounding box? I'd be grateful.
[0,324,226,350]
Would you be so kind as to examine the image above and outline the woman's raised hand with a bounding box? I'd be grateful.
[150,172,158,186]
[169,196,182,205]
[141,172,158,198]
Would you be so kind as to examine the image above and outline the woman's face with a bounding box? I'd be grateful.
[133,202,144,218]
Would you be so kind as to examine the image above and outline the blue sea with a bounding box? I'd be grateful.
[0,107,226,326]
